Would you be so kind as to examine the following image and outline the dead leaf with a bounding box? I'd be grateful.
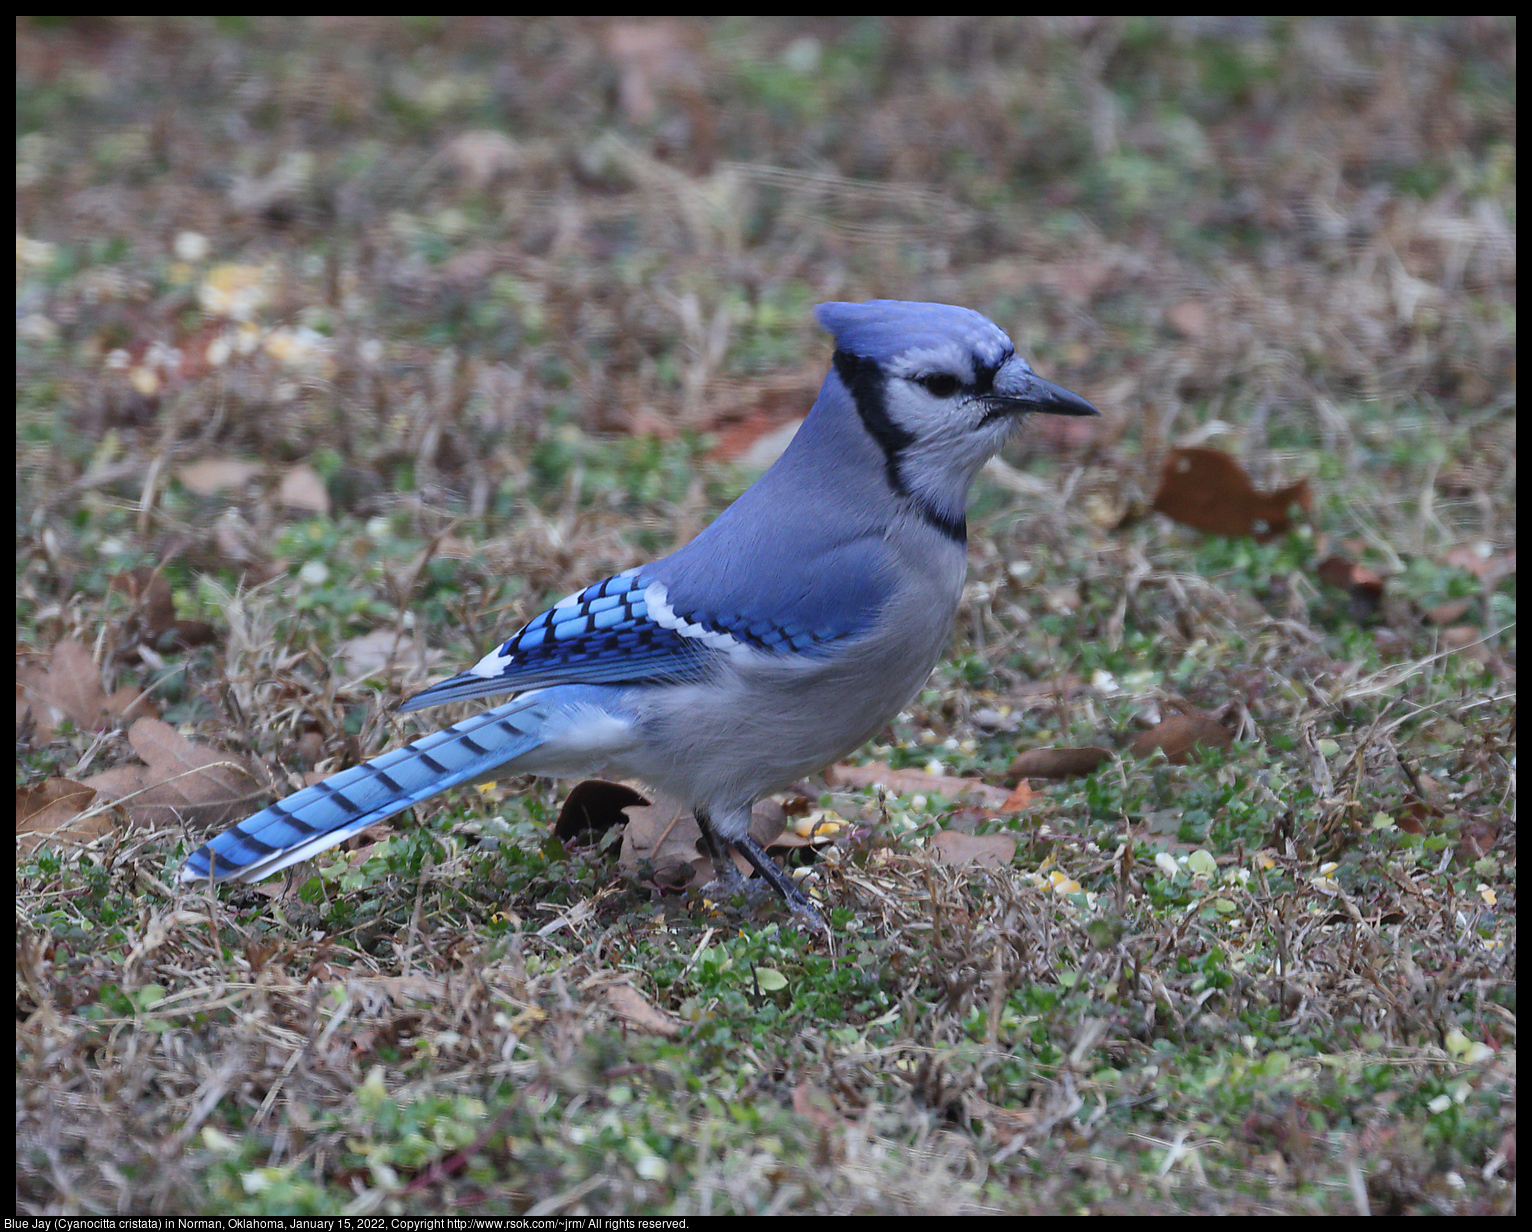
[336,627,427,679]
[110,567,177,641]
[602,982,685,1038]
[616,794,697,880]
[827,762,1013,810]
[16,778,113,854]
[277,464,330,515]
[1422,598,1474,626]
[603,20,702,125]
[555,779,648,845]
[1440,624,1493,667]
[176,456,263,496]
[166,619,218,650]
[1444,543,1514,584]
[1151,447,1312,541]
[997,780,1036,812]
[1316,555,1386,621]
[618,793,790,887]
[18,639,156,740]
[443,130,524,190]
[1008,746,1112,780]
[792,1081,854,1133]
[81,717,263,829]
[109,567,220,651]
[1457,818,1500,861]
[930,830,1016,869]
[1167,298,1208,338]
[1128,712,1233,764]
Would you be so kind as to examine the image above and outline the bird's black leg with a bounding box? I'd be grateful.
[730,832,829,935]
[695,809,747,892]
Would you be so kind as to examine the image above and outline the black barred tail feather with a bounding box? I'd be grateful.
[180,695,558,884]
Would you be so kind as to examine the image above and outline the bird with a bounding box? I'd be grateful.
[180,300,1098,931]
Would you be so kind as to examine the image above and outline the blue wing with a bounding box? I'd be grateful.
[397,566,854,713]
[399,514,902,716]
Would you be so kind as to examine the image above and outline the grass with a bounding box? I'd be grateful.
[17,16,1515,1215]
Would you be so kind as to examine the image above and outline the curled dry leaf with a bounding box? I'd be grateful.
[617,791,710,886]
[554,779,649,845]
[1443,543,1514,584]
[1316,555,1385,621]
[618,791,791,887]
[1422,598,1474,627]
[1128,712,1233,765]
[997,780,1036,812]
[1151,446,1312,541]
[175,456,263,496]
[1008,746,1113,780]
[110,567,176,641]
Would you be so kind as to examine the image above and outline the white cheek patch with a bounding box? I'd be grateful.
[643,581,742,652]
[882,380,978,440]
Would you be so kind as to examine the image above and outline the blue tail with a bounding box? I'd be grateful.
[180,691,577,884]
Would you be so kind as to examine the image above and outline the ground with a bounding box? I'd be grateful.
[16,17,1515,1215]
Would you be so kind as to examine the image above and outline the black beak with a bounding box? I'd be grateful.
[988,359,1100,419]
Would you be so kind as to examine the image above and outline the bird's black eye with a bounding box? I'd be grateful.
[914,373,961,398]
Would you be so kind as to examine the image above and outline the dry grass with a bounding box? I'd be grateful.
[17,17,1514,1215]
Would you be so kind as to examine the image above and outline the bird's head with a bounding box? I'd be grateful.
[815,299,1098,539]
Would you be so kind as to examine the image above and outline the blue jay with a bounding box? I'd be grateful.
[180,300,1097,930]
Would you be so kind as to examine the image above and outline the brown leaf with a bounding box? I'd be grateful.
[1315,555,1385,621]
[1151,447,1311,541]
[1167,298,1209,338]
[1422,598,1474,626]
[335,627,428,679]
[997,780,1036,812]
[110,566,177,641]
[1128,712,1233,764]
[1458,818,1500,861]
[167,619,219,650]
[555,779,648,845]
[443,130,524,190]
[1394,797,1442,837]
[619,793,789,886]
[1008,746,1112,780]
[16,778,112,854]
[930,830,1016,869]
[827,762,1013,810]
[617,793,699,881]
[277,463,330,515]
[18,639,156,740]
[603,20,702,125]
[81,717,263,829]
[1440,624,1493,667]
[176,456,263,496]
[1443,543,1514,584]
[602,982,685,1038]
[792,1081,854,1133]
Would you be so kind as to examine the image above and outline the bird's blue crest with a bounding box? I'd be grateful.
[814,300,1014,379]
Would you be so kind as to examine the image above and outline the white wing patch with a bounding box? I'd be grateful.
[468,643,515,679]
[643,581,742,651]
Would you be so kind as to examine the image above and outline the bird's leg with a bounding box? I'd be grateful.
[695,809,748,893]
[730,832,829,936]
